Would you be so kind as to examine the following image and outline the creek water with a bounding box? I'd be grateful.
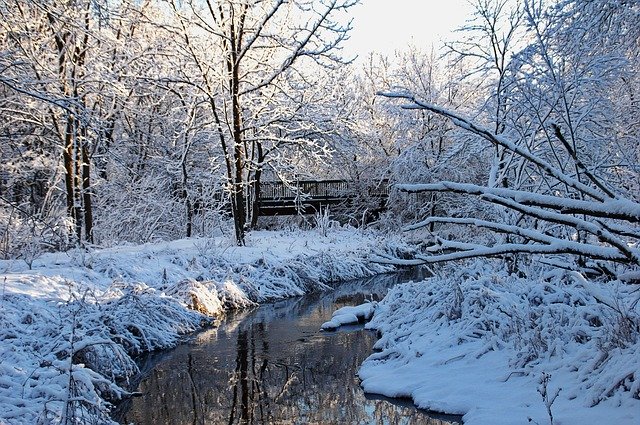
[116,270,463,425]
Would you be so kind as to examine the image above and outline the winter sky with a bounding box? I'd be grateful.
[344,0,473,60]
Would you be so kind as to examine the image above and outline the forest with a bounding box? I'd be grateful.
[0,0,639,424]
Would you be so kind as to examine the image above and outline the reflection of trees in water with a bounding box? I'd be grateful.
[224,324,373,423]
[119,270,459,425]
[122,324,457,424]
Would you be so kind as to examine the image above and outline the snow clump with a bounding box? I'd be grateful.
[320,301,378,330]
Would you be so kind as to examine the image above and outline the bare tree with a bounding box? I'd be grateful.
[376,0,640,280]
[445,0,524,187]
[0,0,107,245]
[167,0,357,245]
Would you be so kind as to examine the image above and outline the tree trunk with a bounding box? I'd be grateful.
[81,138,93,244]
[181,158,192,238]
[250,143,265,229]
[63,118,76,231]
[231,88,246,245]
[229,8,246,246]
[72,129,83,242]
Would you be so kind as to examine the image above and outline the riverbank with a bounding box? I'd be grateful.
[359,261,639,425]
[0,228,402,424]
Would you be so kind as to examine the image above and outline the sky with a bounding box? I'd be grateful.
[342,0,474,61]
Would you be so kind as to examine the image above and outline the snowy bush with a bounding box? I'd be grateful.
[314,208,338,237]
[0,291,125,424]
[99,281,208,355]
[0,204,71,265]
[0,280,211,424]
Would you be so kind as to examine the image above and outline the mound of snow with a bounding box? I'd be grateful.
[164,279,224,316]
[321,302,377,330]
[360,264,640,425]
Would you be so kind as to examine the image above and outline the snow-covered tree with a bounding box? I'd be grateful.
[0,0,233,250]
[328,49,478,226]
[0,0,116,249]
[166,0,356,245]
[384,0,640,281]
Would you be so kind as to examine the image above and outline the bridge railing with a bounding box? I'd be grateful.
[258,180,389,200]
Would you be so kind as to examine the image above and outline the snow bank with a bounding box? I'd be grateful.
[0,228,401,424]
[360,263,639,425]
[320,301,377,330]
[0,280,206,424]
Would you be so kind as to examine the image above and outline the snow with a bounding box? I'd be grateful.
[320,301,377,330]
[0,228,399,424]
[4,225,639,425]
[358,262,640,425]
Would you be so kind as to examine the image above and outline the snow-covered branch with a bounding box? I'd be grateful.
[383,92,613,202]
[385,93,640,275]
[414,240,629,264]
[408,215,639,266]
[397,182,640,224]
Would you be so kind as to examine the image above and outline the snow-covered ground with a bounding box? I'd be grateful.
[5,226,638,425]
[0,228,400,424]
[358,261,639,425]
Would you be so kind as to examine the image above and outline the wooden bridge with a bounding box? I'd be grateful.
[257,180,389,216]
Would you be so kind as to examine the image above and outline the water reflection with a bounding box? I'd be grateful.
[117,271,462,425]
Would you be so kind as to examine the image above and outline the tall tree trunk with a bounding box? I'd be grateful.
[50,2,93,245]
[229,7,246,246]
[72,128,83,242]
[232,117,246,245]
[63,118,76,230]
[81,135,93,244]
[181,159,192,238]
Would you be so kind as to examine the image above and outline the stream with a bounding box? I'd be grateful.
[116,270,463,424]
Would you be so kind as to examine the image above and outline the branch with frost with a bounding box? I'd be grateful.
[382,92,613,202]
[480,194,640,263]
[382,92,640,275]
[0,77,81,116]
[368,254,428,266]
[240,0,356,96]
[398,182,640,260]
[407,216,639,266]
[398,185,640,268]
[551,123,618,199]
[405,217,567,245]
[412,240,630,264]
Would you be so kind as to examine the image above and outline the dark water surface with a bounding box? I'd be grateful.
[116,270,462,425]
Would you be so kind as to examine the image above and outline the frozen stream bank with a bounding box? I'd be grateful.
[116,271,463,424]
